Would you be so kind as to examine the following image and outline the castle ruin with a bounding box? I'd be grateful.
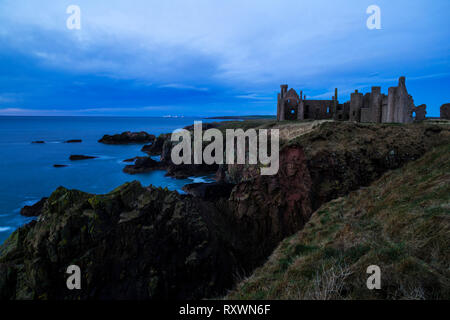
[441,103,450,120]
[277,77,427,123]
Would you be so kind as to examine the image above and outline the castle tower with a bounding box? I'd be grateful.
[370,86,382,123]
[350,89,363,121]
[277,85,289,121]
[383,77,413,123]
[333,88,338,116]
[384,87,397,123]
[298,90,304,120]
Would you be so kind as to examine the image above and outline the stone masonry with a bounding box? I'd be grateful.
[277,77,426,123]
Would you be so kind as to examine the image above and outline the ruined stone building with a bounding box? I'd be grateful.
[441,103,450,120]
[277,77,427,123]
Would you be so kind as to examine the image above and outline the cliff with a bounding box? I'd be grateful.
[0,183,240,299]
[227,143,450,299]
[1,120,449,299]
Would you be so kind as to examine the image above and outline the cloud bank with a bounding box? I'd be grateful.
[0,0,449,116]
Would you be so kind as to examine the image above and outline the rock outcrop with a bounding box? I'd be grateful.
[134,133,219,179]
[69,155,98,161]
[0,182,241,300]
[1,121,450,300]
[165,163,219,180]
[227,143,450,300]
[99,132,155,145]
[64,139,82,143]
[141,134,169,156]
[182,182,235,200]
[53,164,68,168]
[19,198,48,217]
[123,157,163,174]
[222,121,450,267]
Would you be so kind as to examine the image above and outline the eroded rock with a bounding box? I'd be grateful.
[182,182,235,200]
[99,131,155,144]
[0,182,240,300]
[64,139,82,143]
[20,197,48,217]
[123,157,163,174]
[69,155,98,161]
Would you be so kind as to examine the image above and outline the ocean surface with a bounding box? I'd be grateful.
[0,116,217,244]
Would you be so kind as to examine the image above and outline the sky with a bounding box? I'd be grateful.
[0,0,449,117]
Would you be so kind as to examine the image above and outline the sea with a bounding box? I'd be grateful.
[0,116,217,244]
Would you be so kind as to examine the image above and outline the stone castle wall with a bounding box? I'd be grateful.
[277,77,425,124]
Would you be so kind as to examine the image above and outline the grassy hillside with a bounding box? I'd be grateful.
[227,143,450,300]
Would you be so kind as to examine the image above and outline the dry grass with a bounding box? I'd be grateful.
[216,119,332,143]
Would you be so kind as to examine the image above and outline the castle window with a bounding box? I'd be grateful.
[290,109,295,114]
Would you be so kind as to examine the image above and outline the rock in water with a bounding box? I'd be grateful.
[123,157,161,174]
[69,155,98,161]
[53,164,68,168]
[123,157,142,163]
[64,139,82,143]
[141,134,169,155]
[98,131,155,144]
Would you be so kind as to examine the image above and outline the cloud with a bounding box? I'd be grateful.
[0,92,20,105]
[159,84,209,92]
[235,93,273,101]
[0,96,15,104]
[0,0,448,116]
[0,106,170,116]
[0,108,26,115]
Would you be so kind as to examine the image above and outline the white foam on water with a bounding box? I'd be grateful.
[0,227,12,233]
[22,199,40,207]
[189,176,215,184]
[95,155,115,160]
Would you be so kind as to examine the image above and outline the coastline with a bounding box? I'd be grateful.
[1,119,449,299]
[0,116,221,244]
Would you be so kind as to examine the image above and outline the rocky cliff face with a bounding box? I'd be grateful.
[1,121,449,300]
[224,122,450,267]
[0,182,241,299]
[227,142,450,300]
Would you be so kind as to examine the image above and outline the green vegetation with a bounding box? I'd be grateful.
[227,143,450,300]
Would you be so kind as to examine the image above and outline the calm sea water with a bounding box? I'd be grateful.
[0,116,215,244]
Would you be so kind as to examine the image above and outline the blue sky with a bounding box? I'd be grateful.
[0,0,449,116]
